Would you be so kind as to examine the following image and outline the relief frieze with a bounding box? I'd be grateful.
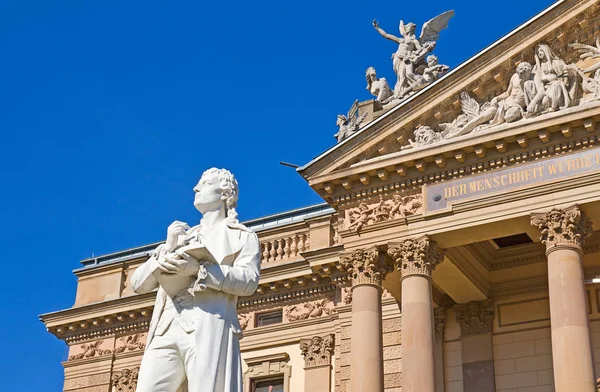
[345,194,422,232]
[285,298,335,322]
[68,340,113,361]
[403,39,600,151]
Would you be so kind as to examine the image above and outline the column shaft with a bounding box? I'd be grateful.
[350,285,384,392]
[548,247,595,392]
[531,205,596,392]
[402,275,436,392]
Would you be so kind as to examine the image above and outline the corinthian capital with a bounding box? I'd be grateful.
[339,246,393,287]
[387,236,444,279]
[300,334,335,368]
[531,205,593,254]
[454,300,495,336]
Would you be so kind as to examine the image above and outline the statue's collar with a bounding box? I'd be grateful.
[186,219,247,264]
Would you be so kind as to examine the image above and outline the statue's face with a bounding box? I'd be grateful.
[193,171,223,212]
[537,47,546,60]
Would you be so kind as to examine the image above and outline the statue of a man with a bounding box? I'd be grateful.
[131,168,260,392]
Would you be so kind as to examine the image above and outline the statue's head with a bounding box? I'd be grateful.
[337,114,348,126]
[414,126,437,145]
[516,62,532,78]
[193,168,239,221]
[427,55,438,67]
[402,22,416,35]
[366,67,377,80]
[535,44,552,62]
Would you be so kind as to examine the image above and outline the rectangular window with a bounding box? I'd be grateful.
[252,378,284,392]
[255,309,283,327]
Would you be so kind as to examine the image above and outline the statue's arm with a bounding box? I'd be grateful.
[203,232,261,297]
[130,247,162,294]
[374,26,401,43]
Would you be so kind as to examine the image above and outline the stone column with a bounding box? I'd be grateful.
[388,236,444,392]
[531,205,595,392]
[340,246,393,392]
[454,300,496,392]
[300,334,335,392]
[434,308,446,392]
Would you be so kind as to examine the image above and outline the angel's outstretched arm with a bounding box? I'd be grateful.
[373,19,402,43]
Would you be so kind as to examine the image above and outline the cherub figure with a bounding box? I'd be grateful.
[422,55,449,83]
[347,201,379,232]
[372,11,454,99]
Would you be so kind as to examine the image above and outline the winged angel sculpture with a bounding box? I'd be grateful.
[372,10,454,101]
[334,100,368,143]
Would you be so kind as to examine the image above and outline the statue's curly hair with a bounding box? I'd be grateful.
[201,167,239,222]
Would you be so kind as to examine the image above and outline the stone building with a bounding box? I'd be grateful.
[40,1,600,391]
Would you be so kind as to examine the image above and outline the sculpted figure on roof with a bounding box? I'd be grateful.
[335,100,367,143]
[366,67,393,103]
[372,10,454,102]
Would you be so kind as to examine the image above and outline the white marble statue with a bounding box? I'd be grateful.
[131,168,260,392]
[489,61,533,125]
[525,44,578,116]
[335,101,368,143]
[372,10,454,100]
[366,66,394,103]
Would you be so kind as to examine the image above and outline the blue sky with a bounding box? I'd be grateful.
[0,0,555,389]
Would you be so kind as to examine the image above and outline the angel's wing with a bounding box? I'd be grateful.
[459,91,481,119]
[399,20,407,37]
[569,38,600,59]
[419,10,454,44]
[354,112,368,127]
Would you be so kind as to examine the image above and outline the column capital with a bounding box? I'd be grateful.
[454,300,495,336]
[387,235,444,279]
[299,334,335,368]
[531,204,593,254]
[339,245,393,287]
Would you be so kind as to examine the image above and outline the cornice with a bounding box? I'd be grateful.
[40,292,156,329]
[327,107,600,203]
[238,283,337,310]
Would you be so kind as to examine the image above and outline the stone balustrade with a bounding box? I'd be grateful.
[259,232,310,263]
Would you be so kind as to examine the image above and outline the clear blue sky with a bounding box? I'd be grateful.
[0,0,554,389]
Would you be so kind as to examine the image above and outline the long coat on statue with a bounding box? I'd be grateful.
[131,219,260,392]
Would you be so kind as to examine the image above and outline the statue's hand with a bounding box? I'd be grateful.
[372,19,379,29]
[165,220,190,251]
[157,252,200,276]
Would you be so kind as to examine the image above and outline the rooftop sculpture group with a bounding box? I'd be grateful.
[335,11,454,143]
[404,40,600,150]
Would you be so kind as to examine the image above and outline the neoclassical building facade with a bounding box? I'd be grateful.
[41,1,600,391]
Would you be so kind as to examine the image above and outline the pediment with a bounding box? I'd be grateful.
[299,0,600,199]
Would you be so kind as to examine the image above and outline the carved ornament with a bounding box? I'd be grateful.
[531,204,593,253]
[238,313,252,330]
[68,340,112,361]
[339,246,393,287]
[434,307,446,342]
[111,367,139,392]
[299,334,335,368]
[285,298,335,322]
[454,301,495,336]
[346,194,423,233]
[113,333,146,353]
[387,236,444,279]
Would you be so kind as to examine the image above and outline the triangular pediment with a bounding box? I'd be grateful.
[299,0,600,197]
